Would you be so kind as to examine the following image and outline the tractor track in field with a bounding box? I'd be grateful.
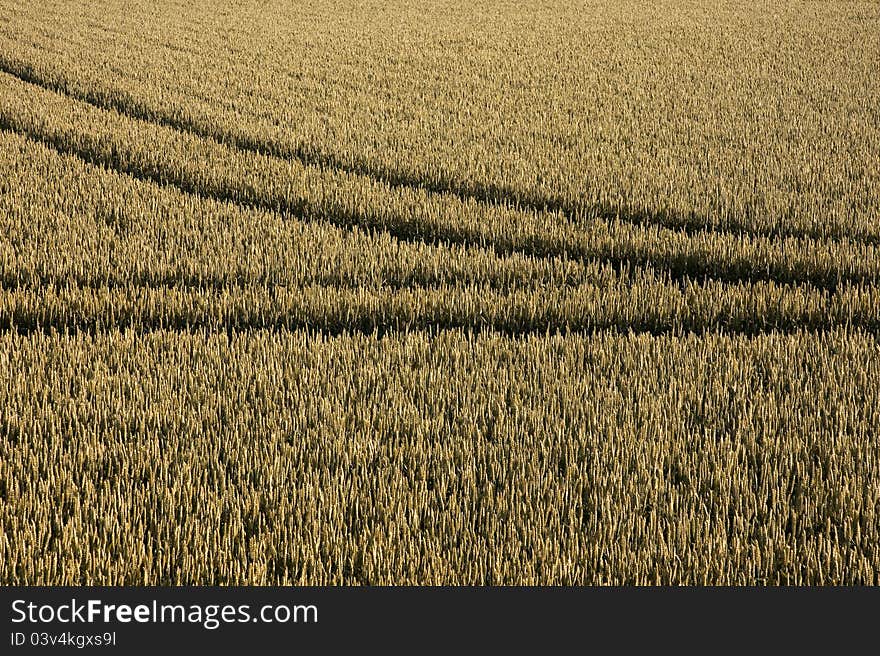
[2,306,876,339]
[0,278,877,338]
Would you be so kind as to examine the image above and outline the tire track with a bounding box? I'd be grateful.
[0,280,876,338]
[0,266,607,295]
[2,311,874,339]
[3,308,875,339]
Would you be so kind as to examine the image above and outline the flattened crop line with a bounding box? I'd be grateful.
[1,303,875,339]
[0,53,876,248]
[0,269,588,295]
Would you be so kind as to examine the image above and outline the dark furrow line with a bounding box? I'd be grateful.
[5,273,874,336]
[0,314,873,339]
[0,270,599,294]
[1,54,876,248]
[0,122,869,294]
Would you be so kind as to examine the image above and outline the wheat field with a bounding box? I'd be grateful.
[1,0,879,584]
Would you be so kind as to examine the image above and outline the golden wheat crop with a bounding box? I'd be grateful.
[0,0,878,584]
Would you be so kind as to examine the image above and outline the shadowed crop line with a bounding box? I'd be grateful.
[0,270,595,294]
[4,277,877,336]
[0,313,874,340]
[0,120,869,295]
[0,54,875,248]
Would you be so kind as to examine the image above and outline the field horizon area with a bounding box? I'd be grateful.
[1,0,879,584]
